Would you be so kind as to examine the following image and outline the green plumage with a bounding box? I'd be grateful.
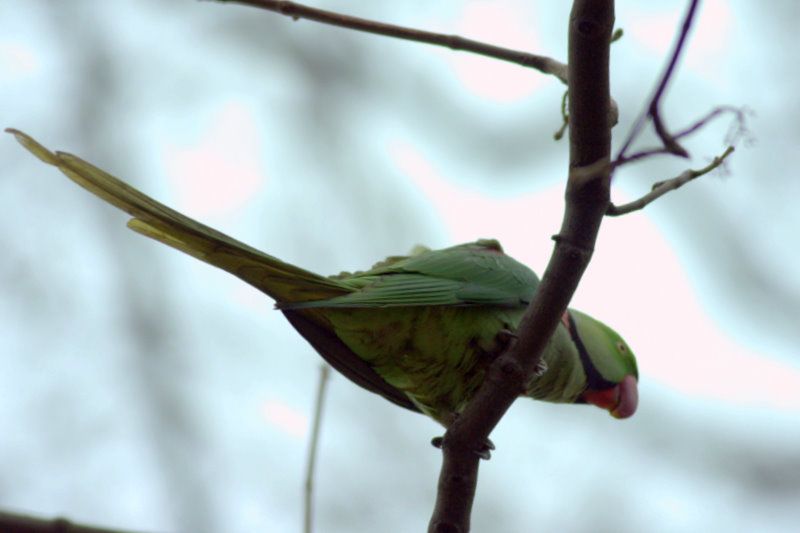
[9,129,640,424]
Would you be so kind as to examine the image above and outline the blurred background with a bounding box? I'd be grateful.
[2,1,799,531]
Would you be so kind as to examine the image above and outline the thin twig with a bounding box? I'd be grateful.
[217,0,568,83]
[304,364,331,533]
[616,0,702,161]
[607,146,734,216]
[672,105,745,144]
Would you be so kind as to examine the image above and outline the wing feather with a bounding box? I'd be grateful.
[281,242,539,309]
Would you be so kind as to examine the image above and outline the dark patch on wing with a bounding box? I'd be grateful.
[282,310,420,413]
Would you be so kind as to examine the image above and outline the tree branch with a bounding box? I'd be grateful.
[215,0,568,83]
[0,511,144,533]
[607,146,733,216]
[428,2,615,531]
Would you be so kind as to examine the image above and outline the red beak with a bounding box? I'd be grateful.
[581,375,638,419]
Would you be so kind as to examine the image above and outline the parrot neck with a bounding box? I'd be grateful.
[565,312,617,391]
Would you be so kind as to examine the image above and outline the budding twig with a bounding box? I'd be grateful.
[607,146,734,216]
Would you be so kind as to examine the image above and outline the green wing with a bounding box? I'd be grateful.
[282,240,539,309]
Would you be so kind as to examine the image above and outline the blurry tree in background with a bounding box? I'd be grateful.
[1,1,799,532]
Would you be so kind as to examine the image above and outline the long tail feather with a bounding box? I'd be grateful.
[8,129,349,304]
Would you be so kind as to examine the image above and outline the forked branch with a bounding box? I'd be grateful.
[609,0,744,216]
[614,105,747,168]
[615,0,702,161]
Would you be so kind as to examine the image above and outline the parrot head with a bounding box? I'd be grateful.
[567,309,639,419]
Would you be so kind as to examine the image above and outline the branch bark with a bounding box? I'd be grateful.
[428,2,614,531]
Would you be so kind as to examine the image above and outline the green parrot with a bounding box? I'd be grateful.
[8,129,638,425]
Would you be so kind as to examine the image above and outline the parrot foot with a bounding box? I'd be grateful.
[475,438,495,460]
[478,328,518,362]
[533,358,549,376]
[495,328,518,349]
[430,435,495,460]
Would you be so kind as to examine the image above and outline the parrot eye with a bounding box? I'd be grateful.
[616,341,627,353]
